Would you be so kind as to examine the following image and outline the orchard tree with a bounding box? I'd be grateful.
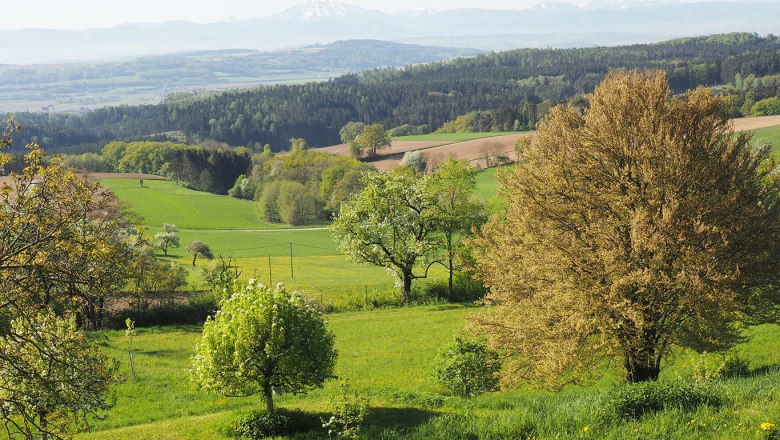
[154,223,180,256]
[0,117,133,438]
[331,168,439,301]
[350,124,390,158]
[0,311,118,440]
[190,280,337,414]
[471,70,780,386]
[429,160,485,298]
[186,240,214,266]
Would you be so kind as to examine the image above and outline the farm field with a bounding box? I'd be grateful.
[100,178,453,304]
[74,307,780,440]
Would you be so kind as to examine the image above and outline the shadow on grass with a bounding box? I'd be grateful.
[747,364,780,377]
[364,406,438,431]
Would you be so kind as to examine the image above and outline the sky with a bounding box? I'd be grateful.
[2,0,665,30]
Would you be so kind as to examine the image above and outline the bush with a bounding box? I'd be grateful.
[423,272,488,303]
[322,380,369,439]
[609,380,723,419]
[433,337,501,397]
[231,408,319,439]
[104,292,218,329]
[401,151,427,173]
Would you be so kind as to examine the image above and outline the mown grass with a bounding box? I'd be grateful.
[100,179,282,230]
[77,305,476,439]
[751,125,780,158]
[75,314,780,439]
[392,132,519,142]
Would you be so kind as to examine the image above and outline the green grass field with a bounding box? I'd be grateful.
[751,125,780,157]
[392,132,519,142]
[100,179,281,230]
[74,306,780,439]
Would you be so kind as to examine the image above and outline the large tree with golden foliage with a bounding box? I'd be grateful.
[471,70,780,386]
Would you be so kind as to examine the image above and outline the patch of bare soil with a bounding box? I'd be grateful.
[370,134,528,171]
[731,115,780,131]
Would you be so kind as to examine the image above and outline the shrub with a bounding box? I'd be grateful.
[433,337,501,397]
[322,380,369,439]
[423,272,488,303]
[608,380,723,419]
[231,408,319,439]
[401,151,427,173]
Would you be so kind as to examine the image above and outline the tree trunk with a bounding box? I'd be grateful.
[624,346,661,383]
[401,271,413,303]
[263,384,275,414]
[448,254,454,300]
[192,255,197,267]
[40,412,48,440]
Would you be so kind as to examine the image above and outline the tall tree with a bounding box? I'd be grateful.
[429,160,485,298]
[0,118,132,438]
[331,168,439,301]
[186,241,214,266]
[471,71,780,386]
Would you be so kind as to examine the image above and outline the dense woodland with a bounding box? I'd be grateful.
[7,33,780,154]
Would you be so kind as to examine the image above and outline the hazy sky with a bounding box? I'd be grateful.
[4,0,613,30]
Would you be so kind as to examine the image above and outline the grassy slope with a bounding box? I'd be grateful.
[751,125,780,158]
[100,179,280,230]
[78,305,475,439]
[76,310,780,439]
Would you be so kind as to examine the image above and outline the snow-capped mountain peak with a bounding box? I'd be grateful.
[274,1,380,21]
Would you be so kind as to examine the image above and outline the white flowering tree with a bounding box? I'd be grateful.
[331,167,440,302]
[190,280,337,414]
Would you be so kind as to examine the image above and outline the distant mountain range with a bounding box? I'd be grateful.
[0,40,482,113]
[2,0,779,64]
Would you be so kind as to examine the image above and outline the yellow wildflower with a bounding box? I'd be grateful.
[761,422,775,431]
[582,425,590,433]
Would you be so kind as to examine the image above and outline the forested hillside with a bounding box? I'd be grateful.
[10,33,780,153]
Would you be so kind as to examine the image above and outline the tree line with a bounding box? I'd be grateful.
[7,33,780,153]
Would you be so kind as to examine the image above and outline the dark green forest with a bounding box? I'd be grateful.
[9,33,780,154]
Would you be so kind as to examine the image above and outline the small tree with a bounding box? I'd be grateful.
[186,240,214,266]
[433,336,501,398]
[154,223,180,256]
[0,311,118,440]
[350,124,390,158]
[190,280,337,414]
[429,160,485,298]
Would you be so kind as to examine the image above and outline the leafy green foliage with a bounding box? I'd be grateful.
[321,380,369,440]
[0,312,119,439]
[339,121,366,144]
[433,337,501,397]
[230,408,319,439]
[400,151,427,173]
[350,124,390,158]
[331,168,440,301]
[190,280,337,414]
[608,380,723,420]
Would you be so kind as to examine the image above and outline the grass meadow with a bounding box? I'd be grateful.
[76,306,780,439]
[83,131,780,439]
